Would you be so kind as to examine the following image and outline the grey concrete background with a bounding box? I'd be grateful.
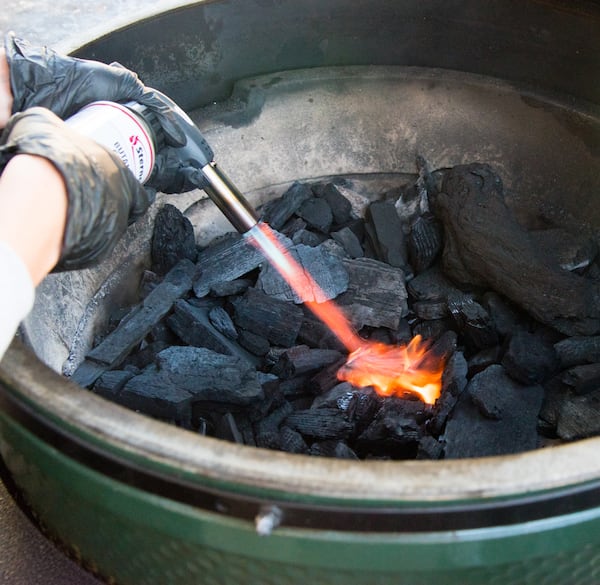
[1,4,189,584]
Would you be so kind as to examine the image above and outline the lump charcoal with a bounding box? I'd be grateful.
[232,288,303,347]
[122,340,170,370]
[429,351,468,436]
[556,389,600,440]
[209,306,238,340]
[365,200,408,269]
[193,233,265,298]
[255,430,282,450]
[331,226,364,259]
[308,357,348,395]
[280,217,307,238]
[529,228,597,272]
[310,440,358,459]
[432,163,600,336]
[416,435,444,460]
[538,377,570,434]
[447,294,498,352]
[312,182,353,225]
[278,375,311,399]
[501,330,557,385]
[72,259,195,387]
[257,243,349,304]
[292,229,326,247]
[481,292,524,339]
[215,412,245,444]
[93,370,135,399]
[285,408,354,440]
[233,414,256,446]
[311,382,356,410]
[209,278,253,297]
[167,300,254,364]
[237,328,271,357]
[155,346,264,405]
[138,269,162,297]
[413,300,449,321]
[356,410,421,459]
[443,364,544,458]
[151,203,197,275]
[346,388,381,432]
[412,319,451,342]
[468,346,502,378]
[336,257,408,330]
[297,313,346,351]
[272,345,343,379]
[296,197,333,233]
[408,213,443,274]
[278,426,308,454]
[256,401,294,439]
[560,363,600,395]
[554,336,600,368]
[407,265,460,302]
[261,181,313,230]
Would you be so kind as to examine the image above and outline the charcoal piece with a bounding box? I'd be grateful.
[501,330,557,384]
[118,367,194,425]
[313,182,353,225]
[408,213,442,273]
[309,440,358,459]
[333,442,359,459]
[356,410,421,459]
[432,163,600,336]
[72,259,196,387]
[237,329,270,356]
[233,414,256,446]
[447,295,498,351]
[209,306,238,340]
[311,382,355,410]
[215,412,245,444]
[261,181,313,230]
[413,300,448,321]
[148,321,178,345]
[280,217,307,238]
[122,340,170,370]
[430,330,458,361]
[336,257,408,330]
[554,336,600,368]
[279,426,308,454]
[257,243,349,304]
[167,300,253,362]
[416,436,444,460]
[258,401,294,433]
[407,266,459,302]
[468,346,502,377]
[560,363,600,395]
[331,227,364,259]
[538,377,571,434]
[93,370,135,399]
[285,408,354,440]
[279,375,311,399]
[210,278,253,297]
[151,203,197,275]
[297,314,346,351]
[193,233,265,298]
[529,228,597,272]
[153,346,264,405]
[556,389,600,440]
[481,292,523,339]
[138,270,161,297]
[291,229,325,247]
[429,352,468,436]
[412,319,451,342]
[308,358,348,394]
[233,288,303,347]
[296,197,333,233]
[444,365,544,458]
[365,200,408,268]
[272,345,343,379]
[346,388,381,432]
[255,430,281,450]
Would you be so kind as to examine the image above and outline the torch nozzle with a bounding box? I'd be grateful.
[200,162,259,233]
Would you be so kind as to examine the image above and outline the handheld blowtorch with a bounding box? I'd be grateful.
[65,89,260,235]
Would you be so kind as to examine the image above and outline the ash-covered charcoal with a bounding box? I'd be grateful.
[193,232,265,298]
[331,226,364,259]
[365,201,409,269]
[432,163,600,336]
[501,330,557,385]
[285,408,354,440]
[312,182,354,226]
[257,241,349,303]
[408,213,443,274]
[556,389,600,440]
[232,288,304,347]
[261,181,314,230]
[336,257,408,330]
[447,294,498,352]
[554,336,600,368]
[72,259,196,387]
[271,345,344,379]
[443,364,544,458]
[151,203,197,275]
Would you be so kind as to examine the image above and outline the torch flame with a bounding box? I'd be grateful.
[247,223,445,405]
[336,336,444,405]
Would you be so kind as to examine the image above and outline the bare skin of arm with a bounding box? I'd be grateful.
[0,48,68,285]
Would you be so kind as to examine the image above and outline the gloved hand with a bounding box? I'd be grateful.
[0,107,152,270]
[5,32,209,195]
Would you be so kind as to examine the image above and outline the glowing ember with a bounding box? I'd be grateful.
[246,222,445,405]
[337,336,444,404]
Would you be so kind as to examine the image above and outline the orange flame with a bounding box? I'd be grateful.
[247,223,445,405]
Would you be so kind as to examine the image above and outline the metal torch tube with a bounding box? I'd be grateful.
[200,162,259,233]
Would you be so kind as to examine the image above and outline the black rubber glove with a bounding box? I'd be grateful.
[4,32,185,146]
[0,107,152,270]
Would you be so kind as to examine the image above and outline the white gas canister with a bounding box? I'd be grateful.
[65,101,156,184]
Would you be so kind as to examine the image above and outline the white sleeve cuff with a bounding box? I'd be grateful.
[0,242,35,360]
